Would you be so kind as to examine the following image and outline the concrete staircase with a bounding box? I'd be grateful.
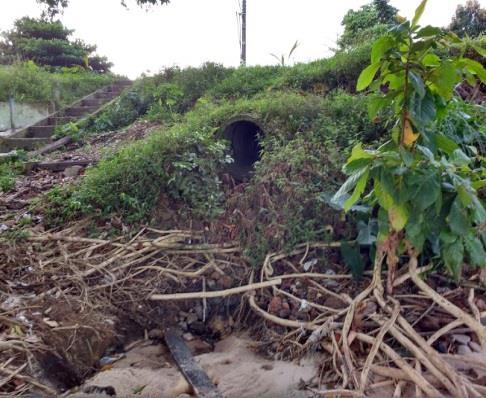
[0,80,132,153]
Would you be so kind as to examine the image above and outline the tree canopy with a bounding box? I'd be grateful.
[36,0,170,18]
[338,0,398,50]
[449,0,486,38]
[0,17,112,72]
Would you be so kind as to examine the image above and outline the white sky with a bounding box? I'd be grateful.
[0,0,484,79]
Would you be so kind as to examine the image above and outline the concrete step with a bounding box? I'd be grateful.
[95,92,116,100]
[64,106,98,117]
[27,125,55,138]
[0,81,132,153]
[0,137,52,152]
[82,98,107,107]
[48,116,78,126]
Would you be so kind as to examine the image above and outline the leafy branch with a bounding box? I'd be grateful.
[333,0,486,284]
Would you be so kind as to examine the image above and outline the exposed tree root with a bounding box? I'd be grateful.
[1,229,485,396]
[251,243,486,397]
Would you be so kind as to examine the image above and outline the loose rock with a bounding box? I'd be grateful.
[64,165,83,178]
[452,334,471,345]
[457,345,472,355]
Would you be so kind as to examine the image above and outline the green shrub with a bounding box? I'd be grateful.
[209,65,282,99]
[0,161,22,193]
[278,44,371,92]
[71,126,230,223]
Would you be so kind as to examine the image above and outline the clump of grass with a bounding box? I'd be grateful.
[0,151,28,193]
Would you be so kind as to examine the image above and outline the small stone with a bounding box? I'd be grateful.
[437,341,449,353]
[206,279,216,289]
[469,341,482,353]
[323,296,347,310]
[210,271,221,281]
[177,394,191,398]
[452,334,471,345]
[148,329,164,339]
[195,303,204,320]
[268,296,282,314]
[209,316,227,336]
[189,321,206,334]
[186,338,213,355]
[182,332,195,342]
[279,301,291,318]
[186,313,198,324]
[219,276,233,289]
[63,165,83,178]
[457,345,472,355]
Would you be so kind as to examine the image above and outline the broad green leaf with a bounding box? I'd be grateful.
[344,168,369,211]
[422,53,440,66]
[357,62,381,91]
[435,134,459,155]
[450,149,471,167]
[431,62,458,100]
[357,220,377,246]
[464,235,486,267]
[472,43,486,58]
[345,158,374,174]
[388,203,409,231]
[340,241,364,279]
[406,217,425,252]
[374,179,395,210]
[462,58,486,84]
[368,96,388,119]
[371,36,394,64]
[472,180,486,190]
[409,71,426,98]
[385,73,404,90]
[471,196,486,224]
[447,199,470,236]
[377,208,391,242]
[416,26,442,38]
[331,167,369,210]
[407,172,440,211]
[457,185,473,207]
[346,143,374,164]
[443,238,464,280]
[410,91,436,129]
[412,0,428,28]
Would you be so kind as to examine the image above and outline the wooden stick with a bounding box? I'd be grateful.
[165,329,222,398]
[150,279,282,301]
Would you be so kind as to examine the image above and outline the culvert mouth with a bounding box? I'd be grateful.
[222,118,263,180]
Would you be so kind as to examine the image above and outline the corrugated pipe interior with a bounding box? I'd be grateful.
[221,116,263,181]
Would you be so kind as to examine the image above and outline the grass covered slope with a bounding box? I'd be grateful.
[79,44,371,134]
[48,91,389,228]
[0,62,116,107]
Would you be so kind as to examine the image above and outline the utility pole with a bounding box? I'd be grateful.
[240,0,247,66]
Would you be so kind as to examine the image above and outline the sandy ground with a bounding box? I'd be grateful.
[67,334,317,398]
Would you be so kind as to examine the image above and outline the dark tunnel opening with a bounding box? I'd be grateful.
[223,120,263,180]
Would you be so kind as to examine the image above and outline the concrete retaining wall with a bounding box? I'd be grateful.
[0,102,54,133]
